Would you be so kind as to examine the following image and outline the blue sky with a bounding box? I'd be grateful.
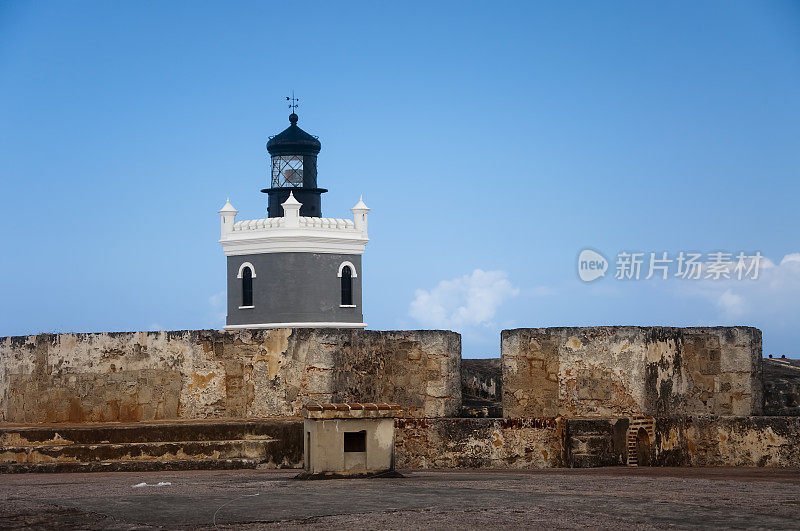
[1,1,799,358]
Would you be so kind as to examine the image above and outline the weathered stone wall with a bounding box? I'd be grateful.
[0,329,461,424]
[763,358,800,416]
[502,327,762,418]
[562,416,800,468]
[3,414,797,470]
[0,420,304,472]
[564,417,629,468]
[653,416,800,467]
[394,418,563,468]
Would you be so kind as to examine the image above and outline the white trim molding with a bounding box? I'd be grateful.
[223,322,367,330]
[221,232,368,256]
[219,195,369,256]
[238,305,255,309]
[337,261,358,278]
[237,262,256,279]
[340,304,357,308]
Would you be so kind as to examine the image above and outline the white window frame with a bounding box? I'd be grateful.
[338,261,357,307]
[238,262,256,309]
[237,262,257,279]
[337,261,357,278]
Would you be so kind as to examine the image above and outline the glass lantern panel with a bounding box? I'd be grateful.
[271,155,304,187]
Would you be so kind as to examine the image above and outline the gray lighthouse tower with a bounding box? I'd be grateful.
[218,109,369,329]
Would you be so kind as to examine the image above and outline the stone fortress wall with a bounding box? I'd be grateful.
[0,329,461,424]
[502,326,763,418]
[1,325,798,470]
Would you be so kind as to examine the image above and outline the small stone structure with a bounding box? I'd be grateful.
[300,402,403,478]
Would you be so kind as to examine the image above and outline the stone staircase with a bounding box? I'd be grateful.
[626,417,655,467]
[0,419,303,473]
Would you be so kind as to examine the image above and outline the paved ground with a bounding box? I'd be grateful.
[1,468,799,529]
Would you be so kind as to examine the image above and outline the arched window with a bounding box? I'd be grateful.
[337,261,357,307]
[241,267,253,307]
[236,262,256,308]
[340,265,353,306]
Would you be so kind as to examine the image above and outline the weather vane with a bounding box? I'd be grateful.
[286,91,299,113]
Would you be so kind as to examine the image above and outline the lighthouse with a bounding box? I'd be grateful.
[218,107,369,329]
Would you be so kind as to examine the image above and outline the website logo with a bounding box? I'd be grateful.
[578,249,608,282]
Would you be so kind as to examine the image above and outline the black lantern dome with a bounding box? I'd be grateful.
[266,113,322,155]
[262,113,327,218]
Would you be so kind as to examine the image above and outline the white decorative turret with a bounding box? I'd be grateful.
[219,199,238,238]
[218,194,370,255]
[281,192,302,228]
[351,195,370,238]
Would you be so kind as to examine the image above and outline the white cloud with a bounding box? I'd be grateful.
[769,253,800,291]
[677,253,800,320]
[208,291,226,325]
[717,289,745,317]
[209,291,226,307]
[529,285,558,296]
[780,253,800,265]
[409,269,519,330]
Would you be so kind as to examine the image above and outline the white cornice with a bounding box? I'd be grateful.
[219,195,370,256]
[220,232,369,256]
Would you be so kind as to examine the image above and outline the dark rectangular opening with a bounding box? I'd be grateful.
[343,430,366,452]
[305,431,311,470]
